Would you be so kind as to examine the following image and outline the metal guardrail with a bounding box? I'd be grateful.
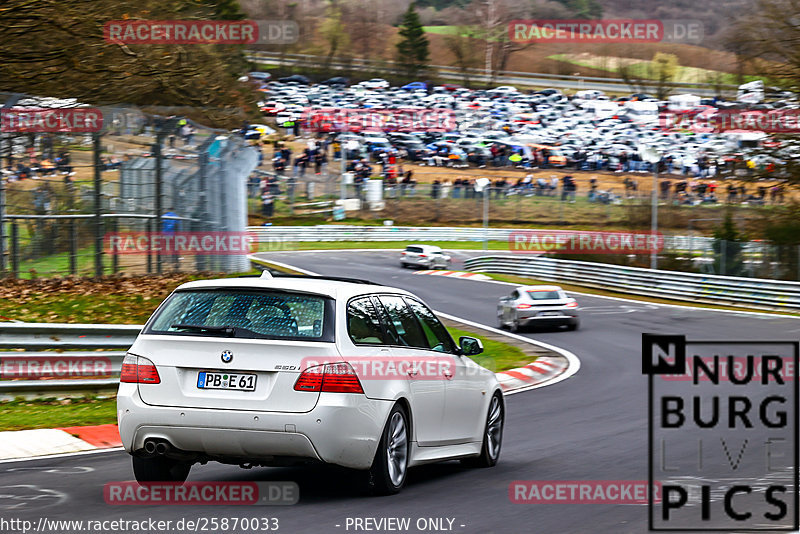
[0,323,141,396]
[463,255,800,311]
[246,51,739,92]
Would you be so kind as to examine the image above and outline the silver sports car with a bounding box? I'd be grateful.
[497,285,579,332]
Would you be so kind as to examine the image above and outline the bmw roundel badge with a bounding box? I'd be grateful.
[221,350,233,363]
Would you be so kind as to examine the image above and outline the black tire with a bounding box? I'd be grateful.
[132,455,192,484]
[510,316,521,334]
[566,319,580,331]
[462,393,504,468]
[367,404,409,495]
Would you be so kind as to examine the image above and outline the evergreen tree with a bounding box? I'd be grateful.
[712,212,745,276]
[396,2,430,78]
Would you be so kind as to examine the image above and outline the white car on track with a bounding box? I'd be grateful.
[118,272,503,494]
[400,245,452,269]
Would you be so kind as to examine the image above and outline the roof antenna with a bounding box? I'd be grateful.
[260,270,274,279]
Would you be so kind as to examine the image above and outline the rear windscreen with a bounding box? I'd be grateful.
[405,246,424,253]
[145,289,334,341]
[527,291,562,300]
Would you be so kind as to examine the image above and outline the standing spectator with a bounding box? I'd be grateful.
[561,175,577,202]
[431,179,441,199]
[536,176,547,196]
[314,152,326,175]
[440,179,452,199]
[619,151,629,172]
[549,176,559,196]
[660,179,671,200]
[261,190,274,217]
[726,183,737,204]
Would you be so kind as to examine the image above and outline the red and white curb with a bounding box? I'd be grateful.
[495,356,569,393]
[0,424,121,461]
[435,312,580,396]
[414,270,492,281]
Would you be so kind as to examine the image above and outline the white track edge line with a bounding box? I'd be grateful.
[249,256,581,394]
[0,447,125,464]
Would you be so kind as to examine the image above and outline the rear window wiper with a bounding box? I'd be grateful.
[170,324,236,336]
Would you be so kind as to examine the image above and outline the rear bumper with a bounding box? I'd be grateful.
[402,258,432,267]
[518,310,579,325]
[117,383,393,469]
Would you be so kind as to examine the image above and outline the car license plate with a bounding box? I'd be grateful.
[539,311,562,317]
[197,371,257,391]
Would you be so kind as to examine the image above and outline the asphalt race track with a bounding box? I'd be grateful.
[4,249,798,534]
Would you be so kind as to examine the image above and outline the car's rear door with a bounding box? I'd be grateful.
[405,298,485,444]
[375,294,446,446]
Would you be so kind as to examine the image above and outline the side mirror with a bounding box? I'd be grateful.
[459,336,483,356]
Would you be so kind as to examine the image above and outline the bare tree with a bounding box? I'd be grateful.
[470,0,536,84]
[443,27,483,86]
[726,0,800,91]
[341,0,383,59]
[0,0,254,127]
[319,2,350,66]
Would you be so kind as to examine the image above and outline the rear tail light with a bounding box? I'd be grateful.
[566,301,579,308]
[418,254,427,258]
[517,303,534,309]
[120,354,161,384]
[294,362,364,394]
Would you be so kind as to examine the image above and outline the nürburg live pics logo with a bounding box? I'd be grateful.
[643,334,798,531]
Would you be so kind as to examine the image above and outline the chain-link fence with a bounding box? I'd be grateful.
[1,94,259,278]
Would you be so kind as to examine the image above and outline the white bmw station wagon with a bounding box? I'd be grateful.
[118,272,504,494]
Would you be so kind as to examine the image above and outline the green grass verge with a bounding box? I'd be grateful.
[1,293,163,324]
[446,326,533,373]
[0,396,117,431]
